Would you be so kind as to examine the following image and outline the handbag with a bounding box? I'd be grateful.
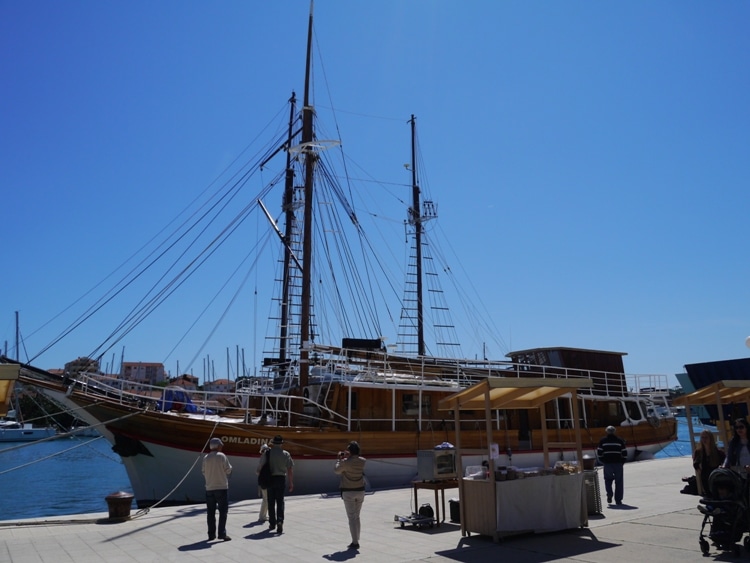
[258,451,272,489]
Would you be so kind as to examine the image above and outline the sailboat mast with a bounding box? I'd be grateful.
[15,311,19,362]
[409,116,425,356]
[299,4,315,389]
[278,91,298,380]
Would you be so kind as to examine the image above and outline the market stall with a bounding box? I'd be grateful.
[673,380,750,457]
[438,377,592,540]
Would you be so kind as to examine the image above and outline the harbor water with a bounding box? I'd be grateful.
[0,436,132,520]
[0,419,700,521]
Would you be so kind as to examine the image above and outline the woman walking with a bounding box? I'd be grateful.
[334,441,366,550]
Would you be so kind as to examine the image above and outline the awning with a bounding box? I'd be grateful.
[438,377,593,412]
[672,380,750,454]
[673,380,750,407]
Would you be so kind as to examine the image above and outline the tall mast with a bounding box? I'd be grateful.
[278,91,298,379]
[15,311,19,361]
[299,3,315,389]
[408,116,425,356]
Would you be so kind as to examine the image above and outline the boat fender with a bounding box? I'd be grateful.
[303,387,310,399]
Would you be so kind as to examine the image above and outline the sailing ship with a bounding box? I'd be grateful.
[1,7,675,506]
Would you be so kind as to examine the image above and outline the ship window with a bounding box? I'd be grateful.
[625,401,643,421]
[346,392,358,410]
[402,394,431,416]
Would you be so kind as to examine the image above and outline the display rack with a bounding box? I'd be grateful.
[583,469,602,515]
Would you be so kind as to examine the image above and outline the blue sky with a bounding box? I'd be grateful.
[2,1,749,387]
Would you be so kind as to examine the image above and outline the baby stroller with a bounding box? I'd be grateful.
[698,468,750,556]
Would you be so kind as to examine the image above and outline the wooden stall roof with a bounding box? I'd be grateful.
[673,380,750,407]
[437,377,593,411]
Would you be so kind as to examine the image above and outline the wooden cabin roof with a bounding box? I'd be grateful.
[506,346,627,357]
[505,347,627,375]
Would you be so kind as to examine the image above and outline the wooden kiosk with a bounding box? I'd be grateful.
[438,377,592,541]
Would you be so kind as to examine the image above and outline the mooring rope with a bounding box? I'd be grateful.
[129,418,222,520]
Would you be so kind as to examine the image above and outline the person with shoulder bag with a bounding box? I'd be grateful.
[256,443,271,522]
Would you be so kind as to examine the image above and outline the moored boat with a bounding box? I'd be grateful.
[6,344,676,506]
[0,410,56,443]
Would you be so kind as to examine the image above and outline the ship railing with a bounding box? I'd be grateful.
[487,364,671,399]
[72,364,673,429]
[314,346,672,398]
[73,372,356,428]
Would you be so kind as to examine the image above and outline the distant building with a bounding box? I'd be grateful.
[169,374,199,391]
[121,362,166,388]
[203,378,234,395]
[64,357,100,376]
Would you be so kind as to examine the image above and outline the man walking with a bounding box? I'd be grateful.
[597,425,627,505]
[202,437,233,541]
[258,435,294,534]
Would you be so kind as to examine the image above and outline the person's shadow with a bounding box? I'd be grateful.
[245,527,278,540]
[607,503,638,510]
[178,539,213,552]
[322,548,358,561]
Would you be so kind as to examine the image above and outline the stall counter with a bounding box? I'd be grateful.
[496,472,587,534]
[460,472,587,539]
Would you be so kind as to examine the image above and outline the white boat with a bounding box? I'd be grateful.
[0,411,55,442]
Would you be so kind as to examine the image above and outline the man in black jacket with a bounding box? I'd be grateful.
[597,425,627,505]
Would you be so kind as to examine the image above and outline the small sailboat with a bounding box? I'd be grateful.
[0,409,55,443]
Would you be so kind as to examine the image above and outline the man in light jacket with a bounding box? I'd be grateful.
[202,437,233,541]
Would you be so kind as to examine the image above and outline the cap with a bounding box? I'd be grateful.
[209,437,223,450]
[606,425,616,435]
[272,435,284,444]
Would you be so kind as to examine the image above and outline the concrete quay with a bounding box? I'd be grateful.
[0,456,724,562]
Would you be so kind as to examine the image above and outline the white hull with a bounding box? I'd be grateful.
[0,425,55,442]
[120,441,421,504]
[111,436,670,506]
